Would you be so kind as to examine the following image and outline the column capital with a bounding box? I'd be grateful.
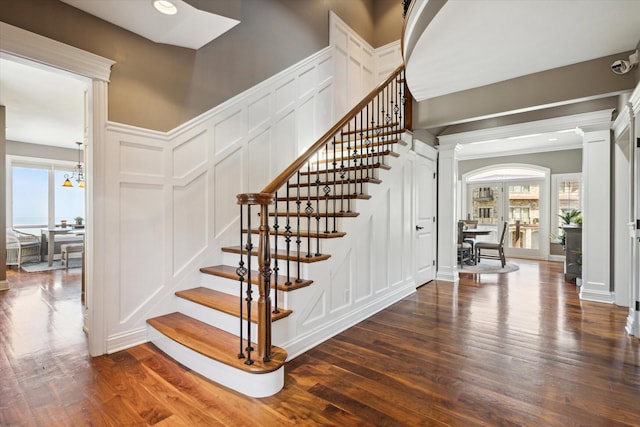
[436,143,462,159]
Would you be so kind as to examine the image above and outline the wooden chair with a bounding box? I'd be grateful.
[457,221,472,267]
[463,219,478,251]
[475,221,508,268]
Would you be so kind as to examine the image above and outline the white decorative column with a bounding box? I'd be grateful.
[579,123,614,303]
[436,143,461,283]
[629,85,640,337]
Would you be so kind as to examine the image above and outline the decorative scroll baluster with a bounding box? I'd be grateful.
[305,161,313,258]
[332,138,338,233]
[315,151,322,255]
[339,132,346,214]
[346,122,352,212]
[244,204,254,365]
[295,172,302,280]
[285,184,292,286]
[272,192,279,314]
[323,145,331,234]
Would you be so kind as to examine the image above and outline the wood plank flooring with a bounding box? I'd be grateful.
[1,260,639,426]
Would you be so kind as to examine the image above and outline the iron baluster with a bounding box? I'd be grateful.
[244,204,254,365]
[284,184,292,286]
[295,172,302,281]
[305,160,313,258]
[332,137,338,233]
[236,205,246,359]
[272,191,279,314]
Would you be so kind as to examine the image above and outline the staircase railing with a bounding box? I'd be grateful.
[236,64,408,363]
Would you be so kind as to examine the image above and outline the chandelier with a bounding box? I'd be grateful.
[62,141,85,188]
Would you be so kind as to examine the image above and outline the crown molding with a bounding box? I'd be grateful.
[0,22,114,81]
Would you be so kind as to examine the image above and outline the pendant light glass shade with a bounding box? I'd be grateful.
[62,141,85,188]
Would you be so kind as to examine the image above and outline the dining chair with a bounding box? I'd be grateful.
[475,221,508,268]
[457,221,472,267]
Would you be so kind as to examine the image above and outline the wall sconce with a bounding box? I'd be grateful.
[62,141,85,188]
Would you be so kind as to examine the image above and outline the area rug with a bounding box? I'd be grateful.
[20,260,81,272]
[459,260,519,274]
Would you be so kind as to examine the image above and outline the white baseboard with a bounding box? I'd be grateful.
[0,280,8,291]
[106,327,148,354]
[579,288,615,304]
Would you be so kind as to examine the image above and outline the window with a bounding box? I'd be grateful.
[551,173,582,242]
[10,160,85,229]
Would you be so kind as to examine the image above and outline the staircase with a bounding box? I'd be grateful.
[146,65,409,397]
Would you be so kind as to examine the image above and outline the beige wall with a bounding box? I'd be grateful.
[0,0,402,133]
[458,149,582,179]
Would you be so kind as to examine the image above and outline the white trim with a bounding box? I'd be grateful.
[106,327,148,354]
[438,110,613,147]
[1,22,115,356]
[579,288,615,304]
[413,139,438,161]
[0,22,114,82]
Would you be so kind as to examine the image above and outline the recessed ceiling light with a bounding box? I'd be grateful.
[152,0,178,15]
[548,138,559,142]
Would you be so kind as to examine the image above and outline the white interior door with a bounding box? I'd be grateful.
[415,151,436,285]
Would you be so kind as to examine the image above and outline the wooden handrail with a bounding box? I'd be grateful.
[261,64,406,195]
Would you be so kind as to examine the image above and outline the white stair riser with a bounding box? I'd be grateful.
[221,251,314,278]
[277,183,373,199]
[177,297,255,337]
[196,273,295,307]
[147,327,284,398]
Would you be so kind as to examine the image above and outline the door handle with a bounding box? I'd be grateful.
[416,225,424,230]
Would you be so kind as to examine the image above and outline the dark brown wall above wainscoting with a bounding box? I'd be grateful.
[0,0,402,133]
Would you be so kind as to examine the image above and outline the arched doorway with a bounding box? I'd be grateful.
[462,164,550,260]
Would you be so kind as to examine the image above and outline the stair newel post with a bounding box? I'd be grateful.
[236,205,246,359]
[237,193,274,364]
[272,192,279,315]
[257,199,273,362]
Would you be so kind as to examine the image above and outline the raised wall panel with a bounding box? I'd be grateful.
[298,65,316,100]
[214,109,243,156]
[214,148,243,238]
[248,94,271,134]
[315,84,333,139]
[297,97,315,153]
[355,217,373,302]
[272,111,297,174]
[373,190,390,293]
[302,290,327,326]
[275,78,295,115]
[330,249,352,312]
[318,57,333,84]
[173,131,208,179]
[119,183,164,322]
[248,129,271,192]
[173,172,208,274]
[120,142,164,177]
[389,178,404,286]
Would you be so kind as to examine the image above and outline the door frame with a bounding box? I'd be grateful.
[462,164,550,261]
[1,22,115,356]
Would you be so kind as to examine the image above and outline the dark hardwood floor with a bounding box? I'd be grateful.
[1,260,639,426]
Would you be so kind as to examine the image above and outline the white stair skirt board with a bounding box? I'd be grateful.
[147,327,284,398]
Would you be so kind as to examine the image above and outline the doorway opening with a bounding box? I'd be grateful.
[462,164,550,260]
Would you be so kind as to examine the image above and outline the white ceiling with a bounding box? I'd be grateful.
[406,0,640,101]
[59,0,239,50]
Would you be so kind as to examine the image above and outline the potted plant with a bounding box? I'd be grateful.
[74,216,84,226]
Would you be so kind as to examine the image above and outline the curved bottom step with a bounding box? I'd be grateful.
[147,313,286,398]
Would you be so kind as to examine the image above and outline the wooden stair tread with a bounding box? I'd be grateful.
[333,137,400,145]
[147,312,286,374]
[300,163,391,175]
[200,265,313,291]
[313,150,399,164]
[340,122,400,135]
[175,287,292,322]
[222,246,331,263]
[268,211,359,218]
[243,229,346,239]
[276,194,370,202]
[287,177,381,187]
